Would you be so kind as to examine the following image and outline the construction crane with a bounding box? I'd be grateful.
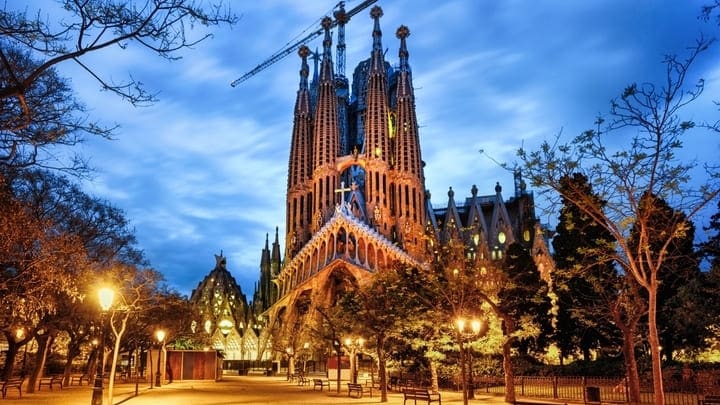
[230,0,378,87]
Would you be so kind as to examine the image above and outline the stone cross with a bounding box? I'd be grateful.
[334,181,352,204]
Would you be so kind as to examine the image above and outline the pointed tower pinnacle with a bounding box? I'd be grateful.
[364,5,394,239]
[286,45,314,258]
[310,16,340,233]
[393,24,426,258]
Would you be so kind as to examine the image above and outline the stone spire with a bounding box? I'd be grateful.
[286,45,314,258]
[310,16,340,233]
[392,25,426,257]
[364,6,394,239]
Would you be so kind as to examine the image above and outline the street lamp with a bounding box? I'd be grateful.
[91,287,114,405]
[155,329,166,387]
[302,342,310,373]
[456,317,485,405]
[344,337,364,384]
[238,322,245,366]
[285,347,294,381]
[332,338,342,393]
[218,319,233,363]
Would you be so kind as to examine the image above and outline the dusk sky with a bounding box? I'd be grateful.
[20,0,720,298]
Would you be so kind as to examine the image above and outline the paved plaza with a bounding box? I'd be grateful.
[4,375,513,405]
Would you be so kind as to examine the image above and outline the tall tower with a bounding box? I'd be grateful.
[286,46,314,258]
[310,16,340,234]
[392,25,426,257]
[363,6,394,239]
[265,6,429,347]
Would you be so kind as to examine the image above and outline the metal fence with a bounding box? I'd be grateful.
[475,375,719,405]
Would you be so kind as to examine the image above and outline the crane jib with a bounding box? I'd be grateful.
[230,0,379,87]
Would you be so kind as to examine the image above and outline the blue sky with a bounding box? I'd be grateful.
[22,0,720,297]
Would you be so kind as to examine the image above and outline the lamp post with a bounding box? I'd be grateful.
[91,287,114,405]
[238,322,244,363]
[285,347,295,380]
[302,342,310,373]
[456,317,484,405]
[155,329,165,388]
[344,337,365,384]
[332,338,342,394]
[218,319,233,365]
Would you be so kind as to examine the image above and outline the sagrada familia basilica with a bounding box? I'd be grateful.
[189,4,555,367]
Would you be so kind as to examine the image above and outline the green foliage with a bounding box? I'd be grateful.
[629,193,708,356]
[552,173,622,361]
[498,243,553,353]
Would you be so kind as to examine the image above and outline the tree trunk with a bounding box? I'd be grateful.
[1,338,19,380]
[27,333,53,394]
[62,339,81,386]
[377,333,388,403]
[108,314,129,405]
[429,360,439,393]
[647,280,665,405]
[502,336,516,404]
[2,346,17,379]
[620,323,641,405]
[459,340,468,405]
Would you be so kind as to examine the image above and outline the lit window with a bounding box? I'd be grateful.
[498,231,506,244]
[523,229,530,242]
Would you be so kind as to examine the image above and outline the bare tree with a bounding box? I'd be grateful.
[518,39,719,405]
[1,0,236,172]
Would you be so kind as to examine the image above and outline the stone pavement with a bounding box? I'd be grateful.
[4,375,512,405]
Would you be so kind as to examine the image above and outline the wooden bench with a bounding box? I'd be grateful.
[313,378,331,391]
[247,368,267,376]
[403,388,441,405]
[1,377,24,399]
[38,375,63,391]
[297,375,309,386]
[70,374,91,386]
[700,396,720,405]
[348,382,373,398]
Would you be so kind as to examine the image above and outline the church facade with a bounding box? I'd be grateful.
[249,5,555,363]
[188,4,554,366]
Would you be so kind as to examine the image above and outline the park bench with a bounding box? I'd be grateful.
[700,396,720,405]
[38,374,63,391]
[1,377,24,399]
[70,374,90,386]
[313,378,331,391]
[247,368,267,376]
[402,387,441,405]
[297,375,309,386]
[347,382,372,398]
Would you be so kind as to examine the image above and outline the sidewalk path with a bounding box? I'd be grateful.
[7,375,510,405]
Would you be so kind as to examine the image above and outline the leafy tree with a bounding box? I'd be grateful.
[552,173,621,362]
[0,167,148,384]
[0,180,86,381]
[339,266,419,403]
[103,263,164,404]
[519,39,719,405]
[695,199,720,349]
[7,168,145,266]
[630,193,705,359]
[700,199,720,269]
[493,243,552,403]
